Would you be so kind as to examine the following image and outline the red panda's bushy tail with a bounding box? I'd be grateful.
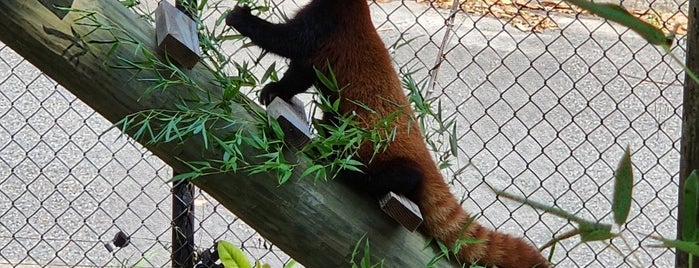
[416,167,550,268]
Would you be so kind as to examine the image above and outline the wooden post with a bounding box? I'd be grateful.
[0,1,455,267]
[678,0,699,267]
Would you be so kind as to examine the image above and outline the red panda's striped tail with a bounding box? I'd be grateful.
[417,176,550,268]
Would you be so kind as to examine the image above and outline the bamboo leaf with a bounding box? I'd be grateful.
[282,259,297,268]
[119,0,139,7]
[350,235,365,268]
[314,68,334,91]
[612,146,633,225]
[133,119,151,140]
[278,169,292,184]
[268,117,285,141]
[449,123,458,157]
[342,163,364,173]
[254,261,271,268]
[105,42,120,59]
[492,186,588,223]
[578,222,615,242]
[659,238,699,257]
[362,237,371,268]
[200,122,209,149]
[197,0,208,11]
[260,62,277,84]
[217,240,252,268]
[171,172,200,182]
[301,164,325,179]
[683,170,699,241]
[562,0,671,48]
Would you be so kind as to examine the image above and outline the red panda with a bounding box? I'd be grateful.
[227,1,549,267]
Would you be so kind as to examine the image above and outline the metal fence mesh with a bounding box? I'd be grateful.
[0,43,292,267]
[0,0,689,267]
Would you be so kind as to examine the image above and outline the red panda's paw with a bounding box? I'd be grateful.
[259,82,285,106]
[225,5,252,28]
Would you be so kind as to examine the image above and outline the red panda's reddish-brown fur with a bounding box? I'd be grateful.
[310,3,549,267]
[227,1,549,267]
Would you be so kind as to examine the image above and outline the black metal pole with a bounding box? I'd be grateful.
[171,1,197,266]
[172,176,196,268]
[678,1,699,267]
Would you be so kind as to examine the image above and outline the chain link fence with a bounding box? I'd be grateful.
[0,0,689,267]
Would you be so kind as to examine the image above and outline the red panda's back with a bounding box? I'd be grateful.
[310,1,549,267]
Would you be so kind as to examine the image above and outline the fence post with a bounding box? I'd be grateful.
[170,1,197,267]
[172,176,196,268]
[678,1,699,267]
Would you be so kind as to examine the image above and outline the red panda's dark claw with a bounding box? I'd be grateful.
[259,88,279,106]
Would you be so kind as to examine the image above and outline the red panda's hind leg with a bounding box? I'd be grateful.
[365,158,422,199]
[337,158,421,200]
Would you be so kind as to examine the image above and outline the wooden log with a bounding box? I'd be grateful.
[0,1,455,267]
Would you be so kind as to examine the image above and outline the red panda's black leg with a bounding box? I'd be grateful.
[367,159,422,199]
[340,159,422,200]
[259,60,315,105]
[226,5,335,59]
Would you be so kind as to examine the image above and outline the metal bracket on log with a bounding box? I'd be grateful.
[266,97,312,149]
[155,1,201,69]
[380,192,423,232]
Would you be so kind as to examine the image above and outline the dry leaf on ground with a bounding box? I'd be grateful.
[407,0,687,35]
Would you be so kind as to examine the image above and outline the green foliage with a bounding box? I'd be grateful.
[671,170,699,265]
[218,240,253,268]
[561,0,699,85]
[494,147,630,245]
[424,218,485,268]
[72,1,699,267]
[403,73,460,172]
[350,235,384,268]
[612,146,633,226]
[217,240,280,268]
[562,0,671,48]
[658,239,699,258]
[118,0,139,8]
[495,148,699,266]
[424,239,452,266]
[578,222,614,242]
[451,217,483,256]
[283,259,298,268]
[91,5,438,215]
[683,171,699,242]
[70,1,408,184]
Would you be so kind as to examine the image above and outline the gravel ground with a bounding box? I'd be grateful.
[0,0,687,267]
